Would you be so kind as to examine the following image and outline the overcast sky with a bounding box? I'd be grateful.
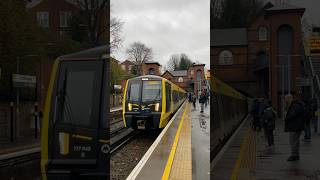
[111,0,210,70]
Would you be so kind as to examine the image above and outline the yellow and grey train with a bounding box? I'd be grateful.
[210,76,248,161]
[41,46,109,179]
[122,75,186,130]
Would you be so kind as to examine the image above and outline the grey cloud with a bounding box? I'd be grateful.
[111,0,210,69]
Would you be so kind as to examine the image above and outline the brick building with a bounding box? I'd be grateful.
[27,0,79,34]
[162,63,208,96]
[142,62,161,76]
[120,60,135,74]
[211,1,306,112]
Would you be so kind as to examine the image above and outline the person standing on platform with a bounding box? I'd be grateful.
[304,98,317,141]
[310,98,318,133]
[250,99,260,131]
[261,100,276,146]
[192,93,197,109]
[199,91,206,113]
[257,96,267,131]
[285,92,306,161]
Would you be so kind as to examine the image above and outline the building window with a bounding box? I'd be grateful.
[60,11,72,28]
[178,77,183,82]
[37,12,49,27]
[128,65,132,71]
[219,50,233,65]
[148,68,155,75]
[196,70,202,81]
[259,27,268,41]
[121,65,126,70]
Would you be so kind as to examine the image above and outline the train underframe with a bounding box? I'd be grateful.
[125,112,161,129]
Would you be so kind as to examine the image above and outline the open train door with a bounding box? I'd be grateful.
[42,47,109,179]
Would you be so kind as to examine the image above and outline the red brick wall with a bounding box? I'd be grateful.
[29,0,79,33]
[142,64,160,76]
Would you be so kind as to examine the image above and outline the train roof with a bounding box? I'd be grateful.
[129,75,166,81]
[212,76,246,100]
[128,75,186,92]
[58,45,108,60]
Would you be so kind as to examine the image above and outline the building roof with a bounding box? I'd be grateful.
[211,28,247,47]
[169,70,187,77]
[144,61,161,66]
[266,2,304,11]
[120,59,135,65]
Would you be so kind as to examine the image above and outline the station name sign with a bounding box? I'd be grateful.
[309,36,320,54]
[12,74,36,88]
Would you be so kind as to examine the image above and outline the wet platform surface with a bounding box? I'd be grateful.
[127,101,210,180]
[191,102,210,180]
[211,116,320,180]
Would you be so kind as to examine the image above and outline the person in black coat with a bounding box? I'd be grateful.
[199,91,207,113]
[261,100,276,146]
[285,92,306,161]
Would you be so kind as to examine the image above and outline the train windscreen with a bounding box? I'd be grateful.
[142,81,161,102]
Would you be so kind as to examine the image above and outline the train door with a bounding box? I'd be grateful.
[47,60,108,178]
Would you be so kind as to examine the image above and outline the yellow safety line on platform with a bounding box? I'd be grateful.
[230,128,250,180]
[162,103,189,180]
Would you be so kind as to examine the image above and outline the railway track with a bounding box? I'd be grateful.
[0,108,135,168]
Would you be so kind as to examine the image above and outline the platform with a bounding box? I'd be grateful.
[211,116,320,180]
[127,100,210,180]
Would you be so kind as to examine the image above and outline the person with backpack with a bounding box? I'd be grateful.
[199,91,207,113]
[261,100,276,146]
[285,92,306,161]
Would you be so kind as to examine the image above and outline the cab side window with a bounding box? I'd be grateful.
[166,82,171,112]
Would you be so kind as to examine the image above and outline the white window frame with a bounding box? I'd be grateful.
[219,50,233,65]
[60,11,72,28]
[178,77,183,82]
[259,27,268,41]
[37,12,49,27]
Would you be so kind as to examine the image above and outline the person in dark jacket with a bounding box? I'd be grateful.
[309,98,318,133]
[261,100,276,146]
[303,98,316,141]
[250,99,260,131]
[285,92,306,161]
[199,91,207,113]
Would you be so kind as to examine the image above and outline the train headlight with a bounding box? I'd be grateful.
[128,103,132,111]
[155,103,160,112]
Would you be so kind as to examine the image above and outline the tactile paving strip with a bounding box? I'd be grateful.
[169,108,192,180]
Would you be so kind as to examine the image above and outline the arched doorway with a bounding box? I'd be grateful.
[277,24,293,117]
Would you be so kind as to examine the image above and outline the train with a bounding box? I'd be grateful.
[210,76,248,161]
[122,75,186,130]
[40,46,109,179]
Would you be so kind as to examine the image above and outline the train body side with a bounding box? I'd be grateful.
[210,76,248,160]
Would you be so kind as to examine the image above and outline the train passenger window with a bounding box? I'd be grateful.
[128,81,141,102]
[142,81,161,102]
[166,82,171,112]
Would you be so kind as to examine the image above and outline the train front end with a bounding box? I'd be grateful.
[123,76,163,130]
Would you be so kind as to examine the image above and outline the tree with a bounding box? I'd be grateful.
[179,53,193,70]
[126,42,153,75]
[167,53,193,71]
[73,0,109,46]
[167,54,180,71]
[110,4,124,52]
[212,0,263,28]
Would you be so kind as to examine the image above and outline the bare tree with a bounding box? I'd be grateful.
[126,41,153,75]
[110,16,123,52]
[73,0,109,46]
[167,54,180,71]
